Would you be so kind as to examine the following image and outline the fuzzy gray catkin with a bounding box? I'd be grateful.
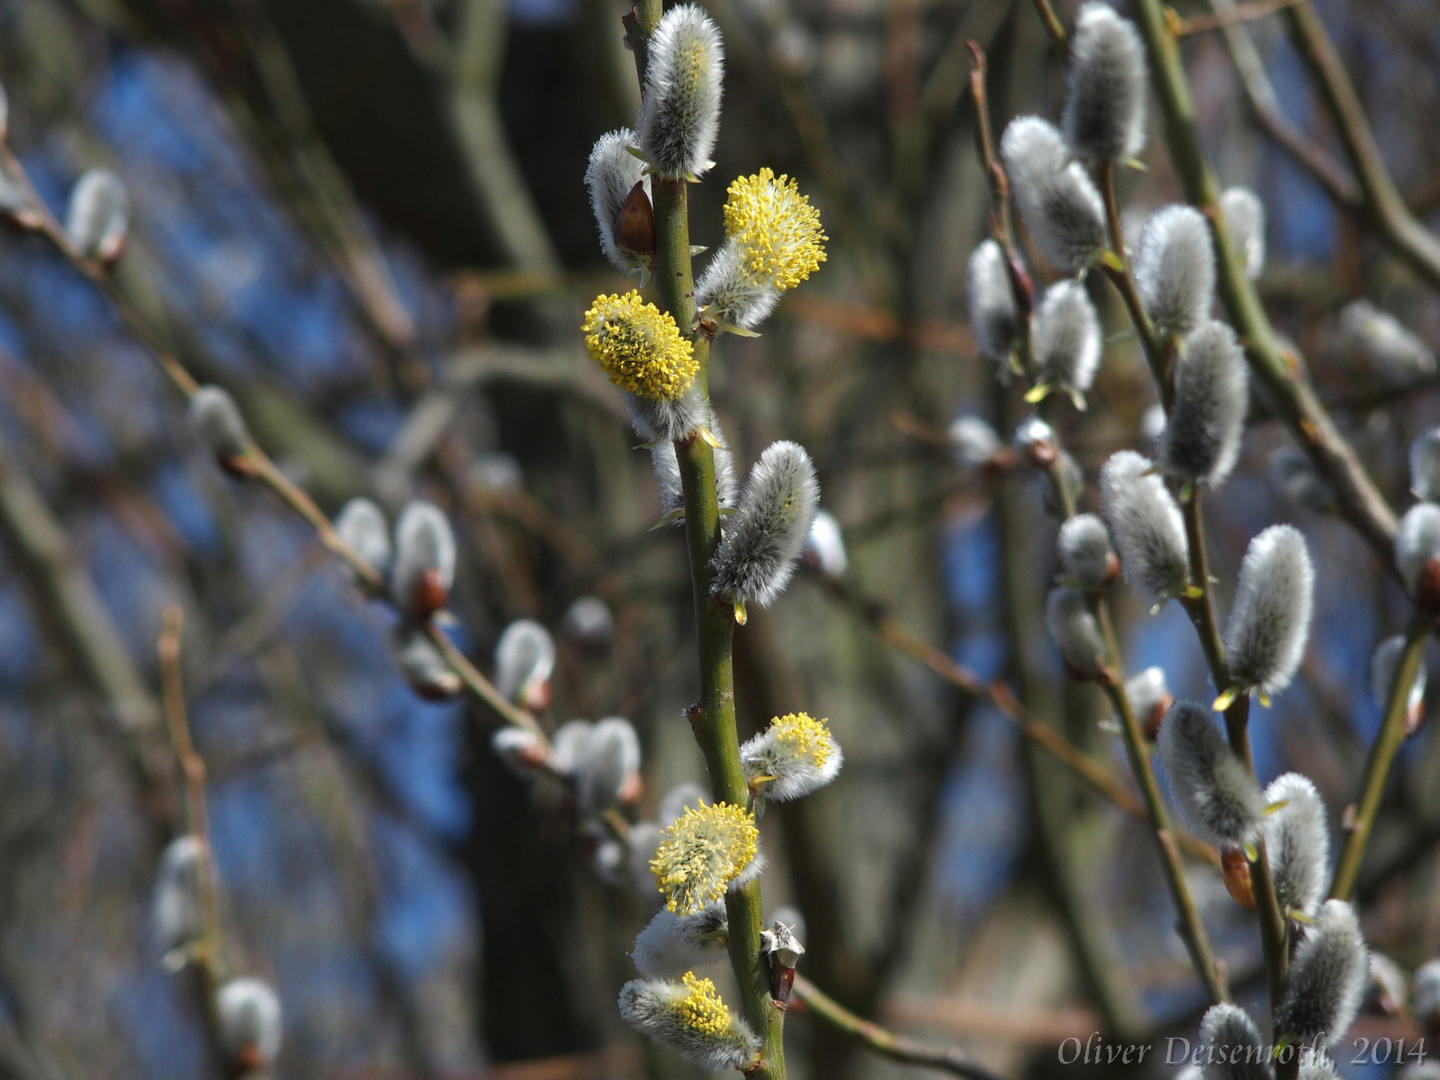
[1275,899,1368,1046]
[648,406,737,517]
[335,498,391,579]
[65,168,128,262]
[710,441,819,609]
[1061,4,1148,163]
[1099,450,1190,604]
[1411,427,1440,502]
[967,239,1018,361]
[494,619,556,702]
[1158,700,1263,844]
[576,717,642,817]
[1370,634,1427,719]
[618,977,760,1071]
[804,509,848,578]
[1159,320,1248,488]
[1032,280,1101,401]
[189,385,249,462]
[1057,513,1115,591]
[1262,772,1330,919]
[390,501,456,619]
[1341,300,1435,384]
[694,241,781,332]
[1135,205,1215,340]
[627,382,710,443]
[389,627,461,699]
[1220,187,1266,279]
[1396,504,1440,595]
[1000,117,1107,273]
[1198,1004,1269,1080]
[585,129,649,273]
[1046,588,1106,678]
[637,4,723,180]
[216,977,283,1065]
[948,415,1001,469]
[561,595,614,648]
[151,836,205,963]
[1223,524,1313,701]
[631,903,729,978]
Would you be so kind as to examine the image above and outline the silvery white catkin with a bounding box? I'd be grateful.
[637,4,724,180]
[648,403,737,516]
[1197,1003,1268,1080]
[804,509,848,577]
[1370,634,1427,717]
[1057,513,1115,591]
[491,727,546,776]
[948,415,1001,469]
[1275,899,1369,1046]
[1410,427,1440,502]
[1341,300,1436,383]
[65,168,128,261]
[1142,402,1167,449]
[1032,280,1101,399]
[1270,447,1338,514]
[967,239,1018,361]
[1263,772,1330,918]
[550,719,594,776]
[470,451,523,494]
[152,836,204,962]
[1135,205,1215,340]
[1126,666,1172,733]
[334,498,391,579]
[1099,450,1190,604]
[189,385,249,461]
[216,977,283,1064]
[1224,525,1313,700]
[618,978,759,1071]
[631,903,729,978]
[561,595,614,648]
[389,627,461,699]
[695,241,781,332]
[628,383,709,444]
[1220,187,1266,279]
[1300,1063,1341,1080]
[1160,320,1249,488]
[1012,416,1055,461]
[739,714,843,802]
[1061,3,1148,163]
[710,441,819,608]
[576,717,641,817]
[1045,587,1106,678]
[659,781,708,826]
[1396,504,1440,595]
[1158,700,1263,844]
[390,502,456,618]
[1414,959,1440,1027]
[1000,117,1107,273]
[585,129,648,272]
[494,619,556,702]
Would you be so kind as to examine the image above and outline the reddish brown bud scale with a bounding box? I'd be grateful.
[614,181,656,259]
[1418,556,1440,615]
[412,569,449,621]
[1141,691,1174,742]
[218,454,258,479]
[1221,845,1256,911]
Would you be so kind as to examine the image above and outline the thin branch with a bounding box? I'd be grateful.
[1174,0,1306,37]
[791,975,1009,1080]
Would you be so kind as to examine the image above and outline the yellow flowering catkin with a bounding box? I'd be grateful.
[676,973,731,1038]
[650,800,758,914]
[582,291,697,401]
[768,712,832,770]
[723,169,827,291]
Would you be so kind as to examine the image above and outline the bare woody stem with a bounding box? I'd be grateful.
[791,975,1007,1080]
[622,7,785,1078]
[1330,612,1431,900]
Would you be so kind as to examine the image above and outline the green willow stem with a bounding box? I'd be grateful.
[624,11,785,1078]
[1329,612,1430,900]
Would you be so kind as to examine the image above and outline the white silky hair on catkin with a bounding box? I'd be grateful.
[1414,959,1440,1026]
[491,727,545,777]
[695,241,781,331]
[1224,525,1313,699]
[585,129,649,272]
[967,239,1018,360]
[1275,899,1368,1047]
[1160,320,1249,488]
[1045,587,1105,678]
[627,821,664,897]
[659,782,708,826]
[630,903,729,978]
[1299,1062,1341,1080]
[577,717,642,817]
[335,498,391,579]
[627,382,710,443]
[1158,700,1263,844]
[1220,187,1266,279]
[1142,402,1167,449]
[1057,513,1114,591]
[1370,634,1427,714]
[948,415,1001,469]
[1033,280,1101,395]
[1341,300,1436,383]
[1000,116,1107,273]
[646,402,737,518]
[637,4,724,180]
[1397,503,1440,593]
[152,836,205,960]
[494,619,557,701]
[561,594,614,647]
[1410,428,1440,503]
[1098,450,1190,603]
[550,719,594,776]
[189,385,249,460]
[739,717,843,802]
[389,627,460,697]
[805,509,848,577]
[1061,3,1148,163]
[710,440,820,607]
[1135,205,1215,340]
[1270,447,1338,514]
[617,978,759,1071]
[1125,666,1170,717]
[1012,415,1055,455]
[65,168,128,259]
[391,502,456,608]
[1263,772,1330,919]
[216,977,283,1062]
[1198,1003,1268,1080]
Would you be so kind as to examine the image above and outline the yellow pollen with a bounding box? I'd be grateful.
[582,291,697,401]
[723,169,827,291]
[769,712,833,769]
[649,800,758,914]
[676,972,731,1038]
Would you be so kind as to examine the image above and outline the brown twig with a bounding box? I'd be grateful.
[1173,0,1306,36]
